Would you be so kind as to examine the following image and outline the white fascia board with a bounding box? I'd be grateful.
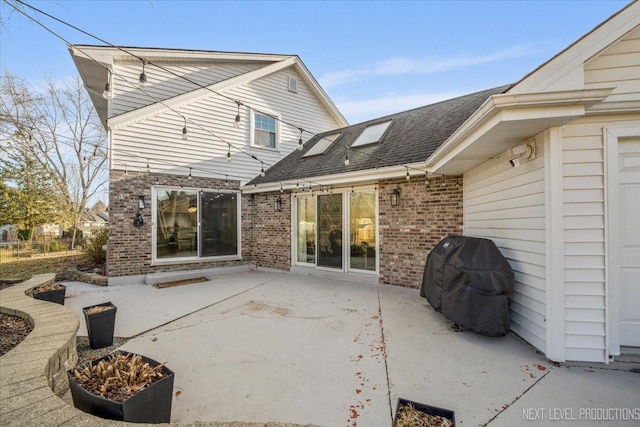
[72,45,291,64]
[292,58,349,127]
[107,57,298,130]
[510,2,640,93]
[425,88,614,172]
[241,162,428,194]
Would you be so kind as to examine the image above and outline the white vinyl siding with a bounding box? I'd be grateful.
[110,67,342,182]
[584,26,640,108]
[562,114,639,362]
[464,137,546,352]
[111,61,265,116]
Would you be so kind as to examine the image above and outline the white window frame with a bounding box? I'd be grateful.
[250,109,280,151]
[151,185,242,265]
[291,186,378,276]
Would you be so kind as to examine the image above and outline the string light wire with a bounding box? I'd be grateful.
[7,0,447,190]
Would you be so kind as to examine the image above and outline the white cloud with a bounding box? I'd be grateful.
[337,91,467,124]
[319,43,539,88]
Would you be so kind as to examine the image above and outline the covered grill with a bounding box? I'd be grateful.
[420,236,515,337]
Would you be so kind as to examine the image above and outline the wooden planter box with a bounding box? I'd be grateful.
[68,352,174,423]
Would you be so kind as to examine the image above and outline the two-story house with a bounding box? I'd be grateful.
[70,46,347,280]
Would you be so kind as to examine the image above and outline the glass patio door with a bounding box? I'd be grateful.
[317,193,343,269]
[349,191,376,271]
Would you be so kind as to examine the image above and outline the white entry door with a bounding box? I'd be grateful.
[617,136,640,347]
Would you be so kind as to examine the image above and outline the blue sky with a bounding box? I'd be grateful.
[0,0,631,124]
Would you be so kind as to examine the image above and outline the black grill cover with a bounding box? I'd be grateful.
[420,236,515,337]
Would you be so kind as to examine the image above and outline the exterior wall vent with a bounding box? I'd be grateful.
[288,76,298,93]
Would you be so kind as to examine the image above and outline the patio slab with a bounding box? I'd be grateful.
[61,270,640,426]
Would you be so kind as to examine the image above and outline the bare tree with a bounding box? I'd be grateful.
[0,73,107,247]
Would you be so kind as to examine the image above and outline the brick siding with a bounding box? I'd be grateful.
[378,176,463,288]
[108,170,245,277]
[242,191,291,270]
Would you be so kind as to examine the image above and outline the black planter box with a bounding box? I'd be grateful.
[394,398,455,427]
[33,284,66,305]
[83,302,117,349]
[68,352,174,423]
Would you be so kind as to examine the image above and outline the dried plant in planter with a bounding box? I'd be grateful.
[33,283,65,293]
[72,353,167,402]
[85,304,114,315]
[396,403,453,427]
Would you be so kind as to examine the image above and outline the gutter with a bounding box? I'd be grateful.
[241,161,430,194]
[425,87,614,170]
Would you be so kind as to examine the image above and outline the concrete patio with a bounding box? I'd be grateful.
[60,268,640,426]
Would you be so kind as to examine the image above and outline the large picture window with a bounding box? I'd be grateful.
[155,188,240,261]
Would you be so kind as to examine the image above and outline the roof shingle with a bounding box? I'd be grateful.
[249,84,511,185]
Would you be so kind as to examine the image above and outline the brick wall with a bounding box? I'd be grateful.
[239,177,463,287]
[109,170,245,277]
[378,176,463,288]
[241,191,291,270]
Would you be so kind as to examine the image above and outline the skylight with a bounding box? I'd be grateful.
[303,133,342,157]
[352,121,392,147]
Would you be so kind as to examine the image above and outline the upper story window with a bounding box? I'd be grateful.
[251,111,279,149]
[351,120,392,147]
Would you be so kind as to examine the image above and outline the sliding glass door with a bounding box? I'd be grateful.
[349,191,376,271]
[294,189,377,274]
[317,194,343,269]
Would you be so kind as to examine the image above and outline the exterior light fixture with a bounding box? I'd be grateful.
[391,187,400,207]
[275,196,283,212]
[138,195,145,209]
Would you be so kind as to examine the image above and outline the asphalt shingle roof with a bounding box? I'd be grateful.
[249,84,511,185]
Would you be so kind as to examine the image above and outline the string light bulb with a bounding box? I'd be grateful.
[298,128,304,151]
[227,146,231,162]
[406,169,410,181]
[182,117,188,140]
[260,163,265,177]
[103,69,112,99]
[344,150,350,166]
[138,60,147,87]
[234,101,241,128]
[188,167,192,180]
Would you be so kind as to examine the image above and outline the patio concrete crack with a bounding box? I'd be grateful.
[376,285,394,423]
[482,366,552,426]
[128,279,273,338]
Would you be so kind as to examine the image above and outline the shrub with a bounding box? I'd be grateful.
[49,240,68,252]
[17,229,32,241]
[83,229,108,265]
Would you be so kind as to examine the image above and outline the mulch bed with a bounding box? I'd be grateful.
[0,313,34,356]
[76,336,129,367]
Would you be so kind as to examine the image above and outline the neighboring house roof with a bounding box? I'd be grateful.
[69,45,347,128]
[80,209,109,225]
[247,85,511,187]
